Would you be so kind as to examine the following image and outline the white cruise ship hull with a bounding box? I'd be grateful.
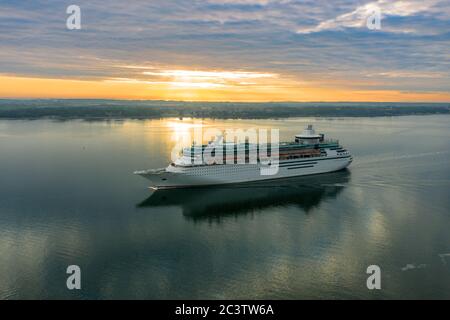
[136,155,352,189]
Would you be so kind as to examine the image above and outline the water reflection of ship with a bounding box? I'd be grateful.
[137,170,350,221]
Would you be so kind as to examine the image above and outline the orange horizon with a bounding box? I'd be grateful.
[2,75,450,103]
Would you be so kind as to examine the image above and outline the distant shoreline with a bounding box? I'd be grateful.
[0,99,449,120]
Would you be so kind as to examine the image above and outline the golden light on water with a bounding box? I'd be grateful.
[164,119,204,152]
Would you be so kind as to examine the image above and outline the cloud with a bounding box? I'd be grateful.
[364,70,446,79]
[105,68,281,89]
[206,0,272,5]
[297,0,445,34]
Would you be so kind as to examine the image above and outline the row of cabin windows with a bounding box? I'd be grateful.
[191,152,272,158]
[183,166,257,174]
[187,160,260,165]
[186,146,327,158]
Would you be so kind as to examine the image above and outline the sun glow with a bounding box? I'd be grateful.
[143,70,277,79]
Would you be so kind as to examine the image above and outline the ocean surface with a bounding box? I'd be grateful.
[1,115,450,299]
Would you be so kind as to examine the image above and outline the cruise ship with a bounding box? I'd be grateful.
[135,125,352,189]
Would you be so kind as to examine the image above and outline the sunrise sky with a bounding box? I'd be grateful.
[1,0,449,102]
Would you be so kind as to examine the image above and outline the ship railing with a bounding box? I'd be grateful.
[133,168,166,175]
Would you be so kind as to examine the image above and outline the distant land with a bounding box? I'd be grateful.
[0,99,449,120]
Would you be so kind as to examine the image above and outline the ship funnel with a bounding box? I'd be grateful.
[295,124,321,144]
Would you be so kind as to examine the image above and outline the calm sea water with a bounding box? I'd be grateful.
[0,115,450,299]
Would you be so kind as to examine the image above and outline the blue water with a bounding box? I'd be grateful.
[0,115,450,299]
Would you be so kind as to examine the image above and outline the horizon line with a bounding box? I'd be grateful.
[1,98,449,104]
